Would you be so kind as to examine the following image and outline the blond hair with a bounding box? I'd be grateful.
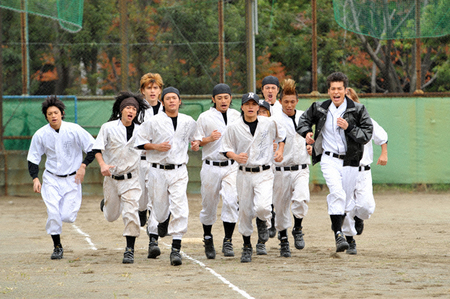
[280,78,298,99]
[139,73,164,96]
[346,87,360,103]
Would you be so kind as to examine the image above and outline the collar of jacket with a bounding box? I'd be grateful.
[318,96,356,114]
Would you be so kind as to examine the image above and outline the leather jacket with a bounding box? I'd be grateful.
[297,97,373,166]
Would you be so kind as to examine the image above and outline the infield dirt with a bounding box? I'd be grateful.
[1,191,449,298]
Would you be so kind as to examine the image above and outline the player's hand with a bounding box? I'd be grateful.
[209,130,221,142]
[191,140,200,151]
[156,141,171,152]
[235,153,248,164]
[273,140,277,152]
[337,117,348,130]
[274,149,283,162]
[75,164,86,184]
[306,145,313,156]
[100,164,115,177]
[305,132,315,145]
[33,178,41,193]
[377,153,388,166]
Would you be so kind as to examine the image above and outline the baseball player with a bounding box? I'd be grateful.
[221,92,286,263]
[137,73,164,231]
[261,75,283,238]
[27,96,95,260]
[195,83,241,259]
[93,91,148,264]
[135,87,200,266]
[342,88,388,254]
[297,72,373,253]
[272,79,311,257]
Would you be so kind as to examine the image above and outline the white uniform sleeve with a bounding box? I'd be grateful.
[371,119,388,146]
[221,126,235,154]
[93,123,107,151]
[27,133,44,165]
[76,125,95,153]
[188,118,198,142]
[194,115,206,141]
[273,118,287,143]
[134,120,152,147]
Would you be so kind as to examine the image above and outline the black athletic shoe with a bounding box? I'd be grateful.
[170,247,182,266]
[354,216,364,235]
[51,245,63,260]
[158,214,171,238]
[100,199,105,212]
[203,236,216,259]
[292,227,305,250]
[256,218,269,243]
[123,247,134,264]
[279,238,291,258]
[147,237,161,259]
[139,210,148,227]
[256,242,267,255]
[346,239,357,255]
[335,232,349,252]
[269,210,277,238]
[240,245,252,263]
[222,238,234,257]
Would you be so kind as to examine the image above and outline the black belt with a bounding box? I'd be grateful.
[205,159,235,167]
[141,156,146,160]
[359,165,371,172]
[239,165,271,173]
[112,173,132,180]
[324,151,346,160]
[47,170,76,178]
[275,164,307,171]
[152,163,182,170]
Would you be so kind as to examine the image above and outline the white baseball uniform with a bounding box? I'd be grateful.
[93,119,142,237]
[135,112,197,240]
[195,107,241,226]
[270,100,283,118]
[27,121,95,235]
[138,104,164,230]
[272,110,311,232]
[221,115,286,237]
[343,118,388,236]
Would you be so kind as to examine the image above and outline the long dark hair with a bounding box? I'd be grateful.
[41,95,65,120]
[109,91,149,124]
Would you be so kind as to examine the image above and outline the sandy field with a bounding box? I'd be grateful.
[1,191,449,298]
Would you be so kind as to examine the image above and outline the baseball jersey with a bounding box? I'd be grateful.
[194,107,241,161]
[359,118,388,166]
[221,115,286,167]
[270,101,283,118]
[27,121,95,174]
[93,119,141,176]
[273,110,310,167]
[135,112,197,165]
[143,103,163,122]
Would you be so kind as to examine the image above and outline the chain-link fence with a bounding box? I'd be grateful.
[1,0,252,96]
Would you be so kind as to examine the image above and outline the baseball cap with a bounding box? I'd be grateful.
[212,83,231,97]
[261,75,280,88]
[161,87,180,100]
[241,92,260,105]
[258,99,271,112]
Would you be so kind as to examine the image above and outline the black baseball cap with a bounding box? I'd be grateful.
[258,99,271,112]
[241,92,260,105]
[261,75,280,88]
[212,83,231,97]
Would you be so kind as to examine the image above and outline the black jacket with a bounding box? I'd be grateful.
[297,97,373,166]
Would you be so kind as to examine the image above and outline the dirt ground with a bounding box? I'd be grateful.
[1,190,449,299]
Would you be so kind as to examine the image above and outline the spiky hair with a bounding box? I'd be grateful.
[346,87,360,103]
[109,91,149,124]
[280,79,298,100]
[41,95,65,120]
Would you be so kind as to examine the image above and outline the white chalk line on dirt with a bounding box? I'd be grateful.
[72,224,98,250]
[162,242,255,299]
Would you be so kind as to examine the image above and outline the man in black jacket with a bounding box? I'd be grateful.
[296,72,373,253]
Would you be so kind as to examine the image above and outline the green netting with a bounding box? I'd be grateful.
[0,0,83,32]
[333,0,450,39]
